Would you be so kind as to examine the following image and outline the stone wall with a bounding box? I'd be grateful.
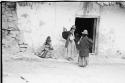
[2,2,17,48]
[2,2,28,53]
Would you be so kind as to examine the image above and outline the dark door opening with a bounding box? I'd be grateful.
[74,17,97,53]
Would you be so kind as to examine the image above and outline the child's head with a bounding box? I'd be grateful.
[63,27,67,32]
[46,36,51,43]
[70,25,76,33]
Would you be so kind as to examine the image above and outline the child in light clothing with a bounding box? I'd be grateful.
[38,36,54,58]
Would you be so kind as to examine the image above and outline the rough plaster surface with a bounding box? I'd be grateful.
[98,5,125,56]
[2,2,20,53]
[2,2,125,57]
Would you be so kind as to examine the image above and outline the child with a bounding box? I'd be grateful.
[38,36,54,58]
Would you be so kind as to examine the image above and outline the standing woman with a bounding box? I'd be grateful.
[77,30,93,67]
[65,25,77,61]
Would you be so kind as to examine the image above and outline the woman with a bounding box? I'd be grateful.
[65,25,77,61]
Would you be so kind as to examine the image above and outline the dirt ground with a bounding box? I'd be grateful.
[2,51,125,83]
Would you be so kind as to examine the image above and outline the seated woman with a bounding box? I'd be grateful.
[37,36,54,58]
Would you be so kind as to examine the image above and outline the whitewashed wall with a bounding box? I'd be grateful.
[16,2,125,57]
[17,2,82,56]
[98,5,125,56]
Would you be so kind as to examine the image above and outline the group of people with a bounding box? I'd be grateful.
[36,25,93,67]
[63,25,93,67]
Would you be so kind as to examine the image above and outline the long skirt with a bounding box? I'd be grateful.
[66,40,77,60]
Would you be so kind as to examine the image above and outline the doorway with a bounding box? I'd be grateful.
[74,17,99,53]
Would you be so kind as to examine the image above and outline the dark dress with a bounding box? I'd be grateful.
[78,36,93,57]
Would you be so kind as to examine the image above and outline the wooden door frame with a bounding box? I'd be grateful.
[75,15,100,55]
